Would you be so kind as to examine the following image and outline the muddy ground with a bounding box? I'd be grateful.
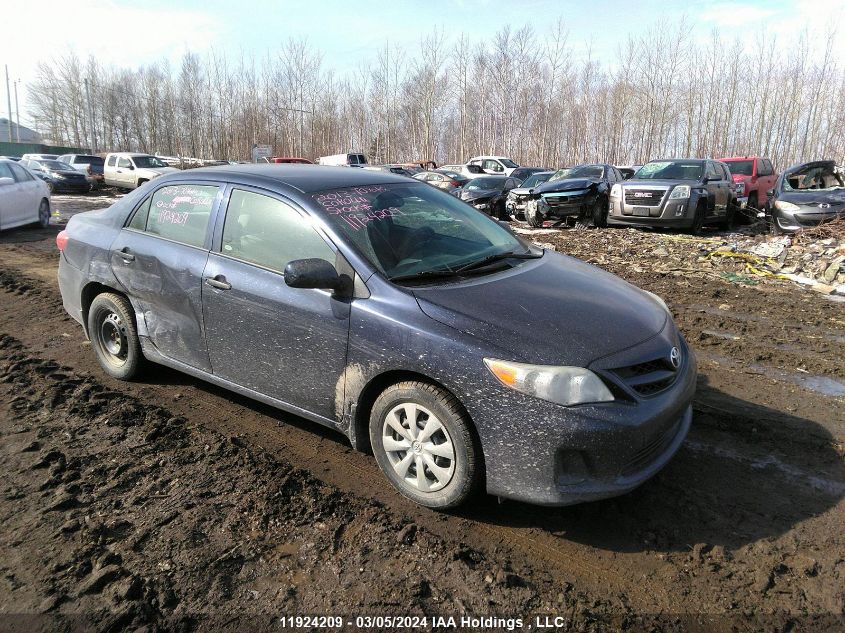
[0,194,843,632]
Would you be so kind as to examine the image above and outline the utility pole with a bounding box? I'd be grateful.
[13,80,20,143]
[5,65,12,143]
[84,78,98,152]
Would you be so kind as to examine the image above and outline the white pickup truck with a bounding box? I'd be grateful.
[103,152,179,190]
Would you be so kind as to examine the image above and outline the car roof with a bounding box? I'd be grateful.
[158,164,414,194]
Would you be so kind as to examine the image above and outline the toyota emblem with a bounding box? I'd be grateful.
[669,347,681,369]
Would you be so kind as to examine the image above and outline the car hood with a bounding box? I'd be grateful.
[460,188,500,201]
[508,187,530,197]
[137,167,180,177]
[534,178,600,194]
[412,251,668,367]
[779,189,845,206]
[622,178,698,188]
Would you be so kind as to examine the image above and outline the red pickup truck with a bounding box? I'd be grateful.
[718,156,778,215]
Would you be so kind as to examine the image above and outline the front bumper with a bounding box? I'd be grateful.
[607,195,696,228]
[476,330,697,506]
[771,205,845,232]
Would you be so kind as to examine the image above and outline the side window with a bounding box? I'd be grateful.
[758,160,772,177]
[606,168,616,183]
[136,184,218,247]
[483,159,503,173]
[9,163,33,182]
[106,156,116,167]
[0,163,14,180]
[705,162,719,180]
[221,189,334,273]
[118,157,132,168]
[720,163,730,180]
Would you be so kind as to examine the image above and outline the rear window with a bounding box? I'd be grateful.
[129,184,219,248]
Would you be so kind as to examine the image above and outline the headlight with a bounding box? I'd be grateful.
[484,358,614,406]
[610,183,622,198]
[774,200,800,212]
[669,185,690,199]
[644,290,670,313]
[474,201,489,209]
[53,173,65,179]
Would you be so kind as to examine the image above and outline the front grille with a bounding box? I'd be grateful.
[624,189,665,207]
[619,419,681,477]
[543,193,588,208]
[612,356,678,397]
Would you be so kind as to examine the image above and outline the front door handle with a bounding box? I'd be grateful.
[205,275,232,290]
[116,248,135,262]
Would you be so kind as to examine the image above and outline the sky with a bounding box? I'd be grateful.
[1,0,843,127]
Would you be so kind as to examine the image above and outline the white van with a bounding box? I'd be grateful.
[103,152,179,190]
[317,153,368,167]
[467,155,520,176]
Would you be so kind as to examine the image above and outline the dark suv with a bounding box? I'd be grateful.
[608,159,738,233]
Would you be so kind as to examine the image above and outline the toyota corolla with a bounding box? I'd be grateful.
[56,165,696,509]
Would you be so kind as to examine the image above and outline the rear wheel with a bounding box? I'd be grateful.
[369,381,481,509]
[87,293,143,381]
[36,199,50,228]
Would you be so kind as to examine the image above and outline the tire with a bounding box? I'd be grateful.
[593,196,608,228]
[525,199,544,228]
[719,199,737,230]
[369,381,481,509]
[769,213,783,235]
[36,199,50,228]
[689,201,706,235]
[747,192,758,212]
[87,293,143,381]
[494,201,508,221]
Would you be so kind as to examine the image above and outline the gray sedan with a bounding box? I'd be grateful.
[56,165,695,509]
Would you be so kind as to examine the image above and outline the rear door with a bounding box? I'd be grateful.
[0,162,24,229]
[109,181,223,371]
[201,186,350,421]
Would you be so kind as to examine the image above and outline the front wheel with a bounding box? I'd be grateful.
[524,199,544,227]
[689,201,706,235]
[369,381,481,509]
[87,293,143,380]
[719,200,737,230]
[592,196,608,228]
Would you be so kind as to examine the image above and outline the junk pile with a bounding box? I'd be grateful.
[518,220,845,297]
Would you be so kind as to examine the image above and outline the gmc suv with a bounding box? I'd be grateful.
[607,159,738,233]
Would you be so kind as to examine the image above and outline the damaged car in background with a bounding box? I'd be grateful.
[767,160,845,234]
[506,171,554,219]
[457,175,520,220]
[56,165,695,510]
[523,164,623,228]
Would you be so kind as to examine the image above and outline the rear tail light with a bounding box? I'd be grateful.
[56,230,69,251]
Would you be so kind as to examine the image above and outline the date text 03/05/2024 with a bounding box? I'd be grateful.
[278,615,581,630]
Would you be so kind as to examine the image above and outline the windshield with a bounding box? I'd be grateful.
[311,182,533,279]
[132,156,168,169]
[522,173,552,188]
[40,160,73,170]
[784,164,845,192]
[465,176,507,190]
[724,160,753,176]
[635,161,703,180]
[549,165,604,181]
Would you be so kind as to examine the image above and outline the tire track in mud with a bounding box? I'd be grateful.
[1,332,634,630]
[1,243,844,623]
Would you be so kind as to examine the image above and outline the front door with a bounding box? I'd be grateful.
[0,162,25,229]
[202,187,350,422]
[116,156,134,188]
[109,182,222,371]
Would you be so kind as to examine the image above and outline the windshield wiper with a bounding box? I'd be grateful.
[454,250,542,273]
[388,269,462,283]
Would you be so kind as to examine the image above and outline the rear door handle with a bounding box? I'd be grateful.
[205,275,232,290]
[116,248,135,262]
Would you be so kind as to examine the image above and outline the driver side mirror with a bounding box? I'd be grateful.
[284,258,350,296]
[128,164,135,170]
[0,177,14,186]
